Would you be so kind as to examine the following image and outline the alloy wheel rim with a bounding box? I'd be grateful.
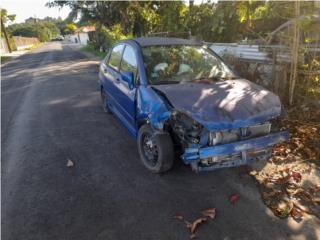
[141,133,158,166]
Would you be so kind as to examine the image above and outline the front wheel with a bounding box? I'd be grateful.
[137,124,174,173]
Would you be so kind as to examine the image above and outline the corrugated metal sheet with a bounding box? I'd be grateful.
[210,43,271,62]
[210,43,319,64]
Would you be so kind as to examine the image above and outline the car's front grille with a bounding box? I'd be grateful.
[208,123,271,146]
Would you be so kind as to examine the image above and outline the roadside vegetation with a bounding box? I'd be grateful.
[80,43,105,58]
[8,17,62,42]
[1,56,12,64]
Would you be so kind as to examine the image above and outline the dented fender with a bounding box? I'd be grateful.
[136,86,171,130]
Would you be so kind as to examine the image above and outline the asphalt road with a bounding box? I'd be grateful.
[2,42,319,240]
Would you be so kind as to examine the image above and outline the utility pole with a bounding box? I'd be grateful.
[1,17,12,53]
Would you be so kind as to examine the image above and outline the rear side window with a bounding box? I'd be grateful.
[120,45,138,77]
[108,44,124,70]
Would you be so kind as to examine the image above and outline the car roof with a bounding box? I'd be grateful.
[127,37,203,47]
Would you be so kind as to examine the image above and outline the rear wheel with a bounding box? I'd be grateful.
[100,87,111,113]
[137,124,174,173]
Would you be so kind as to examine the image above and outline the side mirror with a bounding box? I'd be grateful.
[121,71,135,89]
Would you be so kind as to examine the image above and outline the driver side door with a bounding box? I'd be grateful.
[114,44,139,136]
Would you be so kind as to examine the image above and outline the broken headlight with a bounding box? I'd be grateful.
[169,111,203,145]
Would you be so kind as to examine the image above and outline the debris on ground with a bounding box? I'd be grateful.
[201,208,216,219]
[67,159,74,167]
[229,194,240,205]
[174,208,216,239]
[250,105,320,220]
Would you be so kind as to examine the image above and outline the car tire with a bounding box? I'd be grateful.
[137,124,174,173]
[100,87,111,114]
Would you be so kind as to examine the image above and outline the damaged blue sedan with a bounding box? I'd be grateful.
[99,37,289,173]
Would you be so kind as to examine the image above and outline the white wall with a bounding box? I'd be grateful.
[65,33,90,45]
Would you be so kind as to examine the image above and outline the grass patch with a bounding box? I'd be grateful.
[80,44,106,58]
[23,42,44,51]
[1,56,13,64]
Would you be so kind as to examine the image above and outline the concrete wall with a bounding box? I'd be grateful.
[65,32,90,45]
[13,36,39,50]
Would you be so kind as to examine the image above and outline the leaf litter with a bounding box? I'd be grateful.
[249,105,320,220]
[174,208,216,239]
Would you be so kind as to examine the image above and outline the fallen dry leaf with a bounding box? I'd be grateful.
[274,175,291,185]
[290,207,303,220]
[174,208,217,239]
[229,194,240,204]
[184,220,192,228]
[67,159,74,167]
[201,208,216,219]
[291,171,302,183]
[188,217,208,234]
[173,215,184,221]
[190,234,196,239]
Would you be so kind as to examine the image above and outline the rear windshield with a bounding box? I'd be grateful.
[141,45,235,85]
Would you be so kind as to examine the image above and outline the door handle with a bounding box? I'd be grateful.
[115,78,120,83]
[103,68,108,73]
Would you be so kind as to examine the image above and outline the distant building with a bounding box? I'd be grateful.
[65,26,96,45]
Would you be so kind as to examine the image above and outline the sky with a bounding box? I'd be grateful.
[1,0,210,24]
[1,0,71,24]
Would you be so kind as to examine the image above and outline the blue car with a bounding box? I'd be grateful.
[99,37,289,173]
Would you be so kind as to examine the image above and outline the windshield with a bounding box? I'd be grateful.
[142,45,235,85]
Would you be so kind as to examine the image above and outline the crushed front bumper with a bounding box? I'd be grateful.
[181,131,289,172]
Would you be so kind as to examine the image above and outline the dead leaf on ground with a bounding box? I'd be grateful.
[190,233,197,239]
[173,215,184,221]
[291,171,302,183]
[173,208,217,238]
[67,159,74,167]
[290,207,303,220]
[201,208,216,219]
[273,175,291,185]
[229,194,240,204]
[188,217,208,234]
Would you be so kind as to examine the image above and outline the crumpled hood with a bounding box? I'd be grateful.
[152,79,282,130]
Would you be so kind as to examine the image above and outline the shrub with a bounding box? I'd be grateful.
[90,24,132,52]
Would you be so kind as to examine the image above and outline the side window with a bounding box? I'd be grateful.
[108,44,124,71]
[120,45,138,79]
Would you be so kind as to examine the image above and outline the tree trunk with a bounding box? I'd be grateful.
[288,1,300,105]
[188,0,194,34]
[1,18,12,53]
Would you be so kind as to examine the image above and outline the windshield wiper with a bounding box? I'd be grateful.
[191,76,220,83]
[152,80,180,85]
[192,76,236,82]
[219,76,237,80]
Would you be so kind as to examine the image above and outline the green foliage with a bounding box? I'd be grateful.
[1,56,13,63]
[47,1,318,49]
[1,8,17,50]
[80,43,105,58]
[90,24,132,51]
[8,18,61,42]
[64,23,77,34]
[1,8,16,23]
